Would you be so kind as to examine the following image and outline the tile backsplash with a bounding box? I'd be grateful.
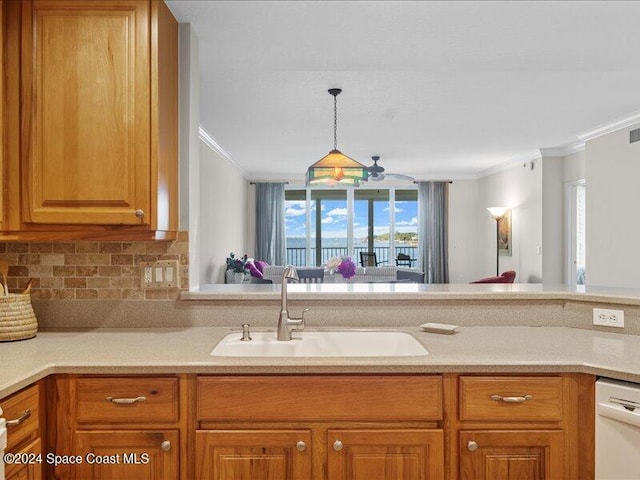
[0,232,188,300]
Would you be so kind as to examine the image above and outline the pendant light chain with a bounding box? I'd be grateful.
[333,94,338,150]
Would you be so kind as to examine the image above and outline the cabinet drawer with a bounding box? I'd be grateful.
[459,376,563,422]
[75,377,178,424]
[198,375,442,422]
[1,383,40,451]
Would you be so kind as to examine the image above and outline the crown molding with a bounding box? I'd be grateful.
[539,141,585,158]
[476,149,542,179]
[577,110,640,142]
[198,125,248,177]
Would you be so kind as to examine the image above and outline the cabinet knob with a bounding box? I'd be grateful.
[135,209,145,218]
[296,441,306,452]
[161,440,171,452]
[467,440,478,452]
[333,440,343,451]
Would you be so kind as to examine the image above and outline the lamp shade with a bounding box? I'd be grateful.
[305,149,369,186]
[487,206,508,219]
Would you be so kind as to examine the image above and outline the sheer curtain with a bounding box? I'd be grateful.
[255,183,286,265]
[417,181,449,283]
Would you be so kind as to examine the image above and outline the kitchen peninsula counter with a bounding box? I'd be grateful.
[183,283,640,306]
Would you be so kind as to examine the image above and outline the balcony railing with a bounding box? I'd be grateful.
[286,246,418,267]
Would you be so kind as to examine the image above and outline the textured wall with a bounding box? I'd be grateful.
[0,232,189,300]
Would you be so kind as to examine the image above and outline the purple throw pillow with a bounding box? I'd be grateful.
[255,260,268,274]
[246,262,263,278]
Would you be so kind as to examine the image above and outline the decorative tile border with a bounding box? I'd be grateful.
[0,232,189,300]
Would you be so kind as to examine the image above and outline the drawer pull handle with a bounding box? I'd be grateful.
[333,440,343,451]
[135,209,145,218]
[6,409,31,427]
[105,396,146,405]
[491,394,533,403]
[467,440,478,452]
[161,440,171,452]
[296,441,306,452]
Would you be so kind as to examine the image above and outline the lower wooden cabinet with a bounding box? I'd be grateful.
[327,429,444,480]
[195,430,312,480]
[4,437,42,480]
[49,375,184,480]
[73,430,179,480]
[459,430,565,480]
[195,429,443,480]
[1,383,42,480]
[35,372,595,479]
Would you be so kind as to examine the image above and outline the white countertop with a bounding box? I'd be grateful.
[183,283,640,305]
[2,326,640,399]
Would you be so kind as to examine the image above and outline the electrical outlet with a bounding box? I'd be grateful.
[593,308,625,328]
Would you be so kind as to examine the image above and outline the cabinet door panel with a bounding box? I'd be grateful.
[5,437,42,480]
[22,0,150,225]
[195,430,311,480]
[73,430,178,480]
[459,430,565,480]
[327,429,444,480]
[1,0,4,230]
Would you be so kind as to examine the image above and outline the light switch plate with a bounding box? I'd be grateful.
[140,260,180,289]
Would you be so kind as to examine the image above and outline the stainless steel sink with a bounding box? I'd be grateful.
[210,330,429,357]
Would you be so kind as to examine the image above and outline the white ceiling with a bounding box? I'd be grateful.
[167,0,640,181]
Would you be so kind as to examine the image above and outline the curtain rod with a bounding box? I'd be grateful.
[413,180,453,184]
[249,181,290,185]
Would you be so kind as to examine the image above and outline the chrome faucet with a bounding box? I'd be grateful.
[277,265,309,341]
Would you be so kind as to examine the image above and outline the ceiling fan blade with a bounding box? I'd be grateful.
[384,173,414,181]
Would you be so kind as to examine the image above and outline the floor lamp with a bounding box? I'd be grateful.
[487,207,508,276]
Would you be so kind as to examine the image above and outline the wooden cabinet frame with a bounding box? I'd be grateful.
[444,373,594,480]
[37,372,595,480]
[1,0,178,241]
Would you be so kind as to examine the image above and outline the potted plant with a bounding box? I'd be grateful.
[225,253,250,284]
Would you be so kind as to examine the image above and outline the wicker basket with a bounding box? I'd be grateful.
[0,293,38,341]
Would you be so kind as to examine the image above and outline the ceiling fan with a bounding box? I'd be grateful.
[366,156,415,182]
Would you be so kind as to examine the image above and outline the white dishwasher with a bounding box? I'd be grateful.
[596,378,640,480]
[0,406,6,480]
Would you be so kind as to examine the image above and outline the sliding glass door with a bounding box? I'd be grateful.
[284,187,419,267]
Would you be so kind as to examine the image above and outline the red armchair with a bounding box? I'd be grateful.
[470,271,516,284]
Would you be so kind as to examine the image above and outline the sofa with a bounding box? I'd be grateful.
[262,266,423,284]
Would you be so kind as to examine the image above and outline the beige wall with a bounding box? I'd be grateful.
[478,162,543,282]
[541,156,564,283]
[199,141,249,284]
[586,125,640,287]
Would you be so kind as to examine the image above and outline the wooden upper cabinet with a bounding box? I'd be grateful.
[23,0,151,225]
[1,0,178,238]
[1,0,5,231]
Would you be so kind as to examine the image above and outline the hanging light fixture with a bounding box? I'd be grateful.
[305,88,369,186]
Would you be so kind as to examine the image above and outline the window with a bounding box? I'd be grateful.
[394,190,419,267]
[284,190,307,266]
[354,190,390,265]
[285,188,419,267]
[311,190,348,266]
[566,181,586,285]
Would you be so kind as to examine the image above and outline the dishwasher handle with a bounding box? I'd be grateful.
[597,403,640,428]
